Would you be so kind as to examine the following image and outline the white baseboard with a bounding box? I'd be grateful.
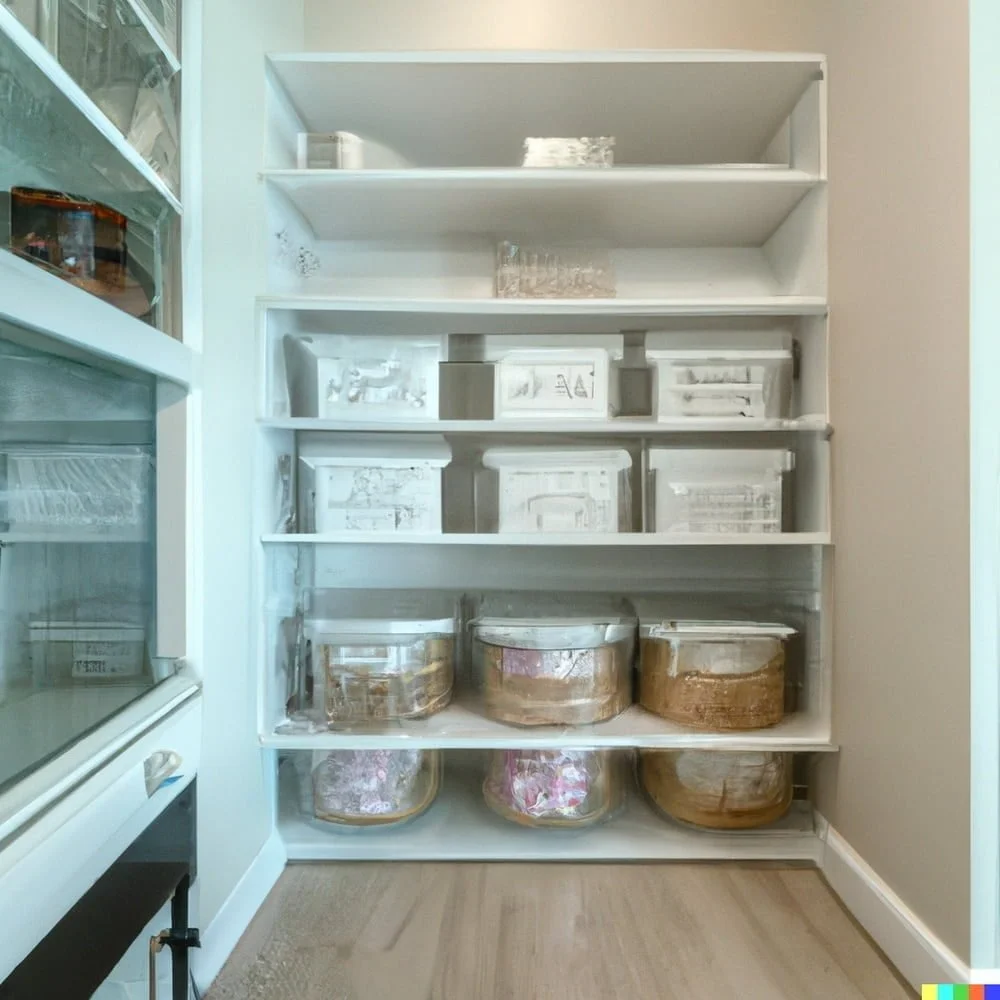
[817,813,970,989]
[191,829,286,993]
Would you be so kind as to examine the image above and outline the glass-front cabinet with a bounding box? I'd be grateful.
[0,0,193,834]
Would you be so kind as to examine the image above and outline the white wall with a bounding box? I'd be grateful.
[198,0,304,929]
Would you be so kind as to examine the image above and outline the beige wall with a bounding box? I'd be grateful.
[302,0,972,961]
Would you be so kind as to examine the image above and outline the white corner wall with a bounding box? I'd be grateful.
[198,0,304,930]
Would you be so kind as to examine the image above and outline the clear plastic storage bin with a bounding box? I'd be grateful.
[647,347,793,420]
[0,445,154,540]
[521,137,615,168]
[472,605,636,726]
[638,620,794,730]
[29,621,146,684]
[483,749,624,827]
[639,750,793,829]
[309,749,441,828]
[648,448,793,534]
[305,600,457,727]
[287,335,443,420]
[299,435,450,534]
[493,347,612,420]
[479,447,632,534]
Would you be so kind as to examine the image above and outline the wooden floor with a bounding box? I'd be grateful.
[206,863,914,1000]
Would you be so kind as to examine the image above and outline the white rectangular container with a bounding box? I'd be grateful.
[494,348,611,420]
[1,446,153,541]
[288,334,443,421]
[482,447,632,534]
[299,435,451,534]
[296,131,364,169]
[29,621,146,683]
[648,347,793,420]
[649,448,793,534]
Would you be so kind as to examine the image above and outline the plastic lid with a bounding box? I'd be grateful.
[482,448,632,471]
[28,621,146,640]
[647,348,791,361]
[300,434,451,466]
[648,448,794,473]
[473,615,635,649]
[308,616,456,637]
[640,620,796,640]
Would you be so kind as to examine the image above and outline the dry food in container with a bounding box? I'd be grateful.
[307,598,456,726]
[522,137,615,168]
[637,620,794,730]
[493,347,612,420]
[647,347,793,420]
[640,750,792,829]
[0,445,153,540]
[299,435,450,533]
[648,448,792,534]
[495,242,616,299]
[288,334,442,420]
[310,749,441,827]
[29,621,146,684]
[481,447,632,534]
[483,749,624,827]
[472,607,635,726]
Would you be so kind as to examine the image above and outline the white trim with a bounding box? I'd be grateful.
[817,815,971,989]
[268,50,826,66]
[191,830,287,992]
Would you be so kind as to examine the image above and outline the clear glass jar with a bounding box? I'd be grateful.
[483,748,624,827]
[640,750,792,830]
[638,621,793,730]
[310,749,441,828]
[472,612,635,726]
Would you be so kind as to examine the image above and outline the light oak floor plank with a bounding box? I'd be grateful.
[206,863,914,1000]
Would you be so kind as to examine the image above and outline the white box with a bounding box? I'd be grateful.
[494,348,611,420]
[483,447,632,534]
[296,132,364,169]
[649,448,793,534]
[29,621,146,682]
[648,347,793,420]
[299,435,451,534]
[289,335,443,421]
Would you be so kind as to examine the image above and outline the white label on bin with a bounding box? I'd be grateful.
[498,361,603,415]
[499,467,619,533]
[662,364,769,418]
[71,641,142,678]
[320,466,441,533]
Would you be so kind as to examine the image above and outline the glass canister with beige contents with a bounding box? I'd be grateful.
[471,599,636,726]
[637,619,795,730]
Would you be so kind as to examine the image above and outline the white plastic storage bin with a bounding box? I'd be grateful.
[299,435,451,534]
[493,348,612,420]
[288,335,443,420]
[647,347,793,420]
[649,448,793,534]
[481,447,632,534]
[29,621,146,684]
[0,446,153,540]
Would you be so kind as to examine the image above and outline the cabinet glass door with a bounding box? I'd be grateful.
[0,326,172,794]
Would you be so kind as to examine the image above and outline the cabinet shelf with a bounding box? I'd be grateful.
[0,251,195,386]
[0,5,181,213]
[260,416,831,435]
[262,532,831,547]
[265,168,820,246]
[262,700,835,752]
[278,760,820,863]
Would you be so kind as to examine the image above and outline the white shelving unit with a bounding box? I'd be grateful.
[257,50,831,861]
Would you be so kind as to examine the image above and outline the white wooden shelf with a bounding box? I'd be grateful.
[267,51,823,172]
[260,416,831,435]
[262,532,831,547]
[278,760,820,863]
[0,5,181,213]
[259,295,828,321]
[0,251,196,387]
[265,168,819,246]
[263,700,835,752]
[0,533,148,544]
